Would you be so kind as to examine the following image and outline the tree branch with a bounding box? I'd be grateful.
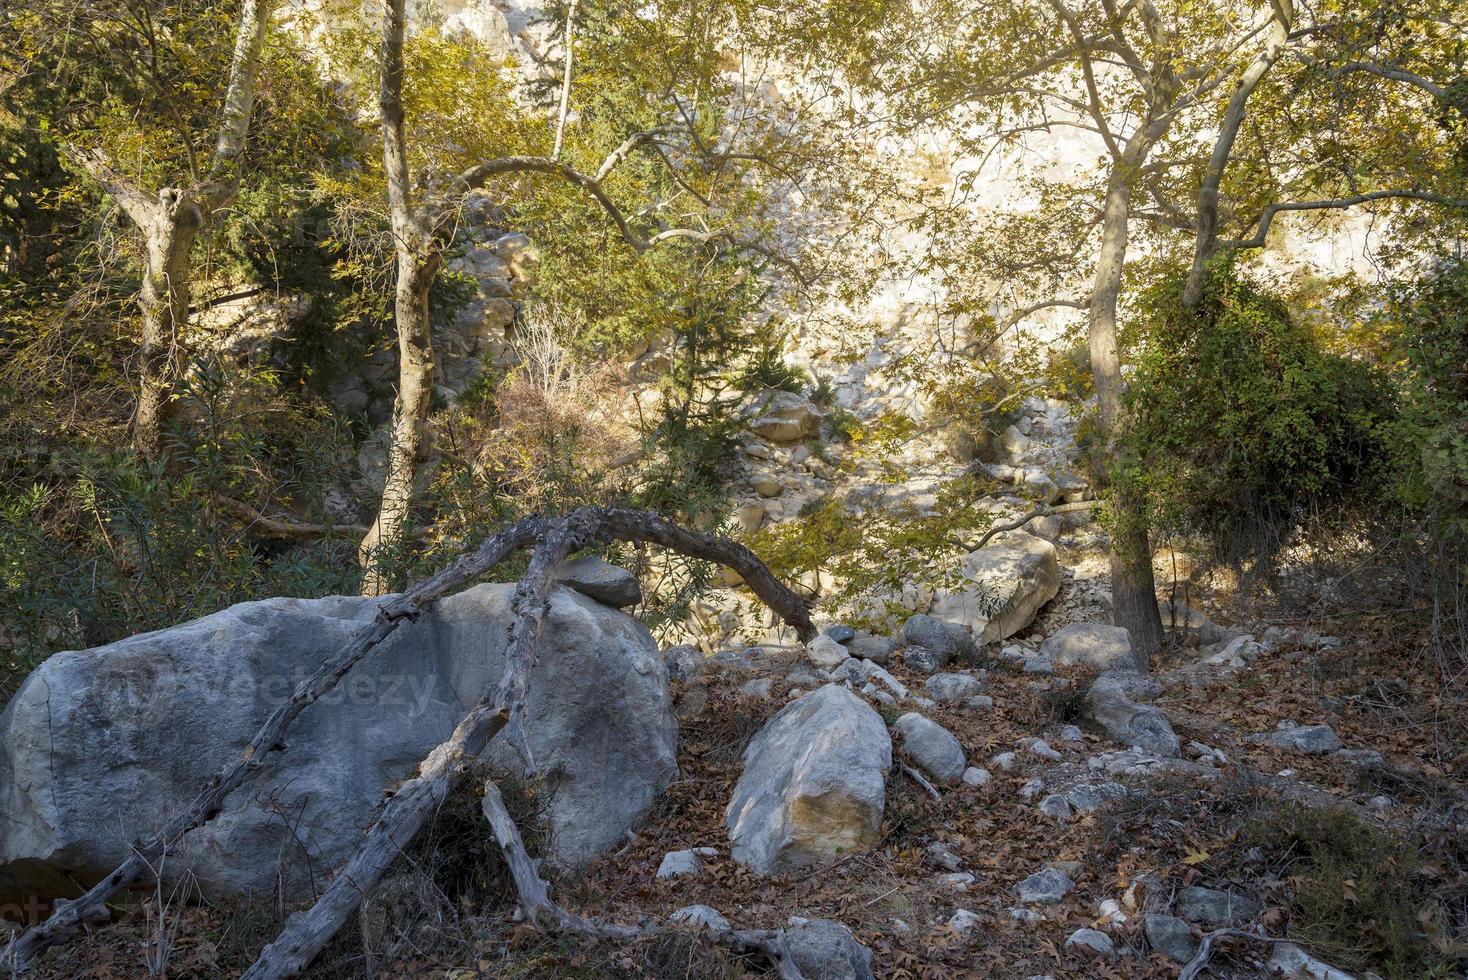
[1226,188,1468,250]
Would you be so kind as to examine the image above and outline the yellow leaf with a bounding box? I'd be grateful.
[1181,849,1209,865]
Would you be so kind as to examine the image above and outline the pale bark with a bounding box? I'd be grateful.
[1181,1,1293,307]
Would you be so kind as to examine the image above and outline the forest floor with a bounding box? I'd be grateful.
[16,539,1467,980]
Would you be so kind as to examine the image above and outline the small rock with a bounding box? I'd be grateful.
[824,624,857,644]
[671,904,730,932]
[1041,623,1135,671]
[900,644,944,675]
[1065,928,1114,955]
[1177,885,1263,927]
[1057,725,1085,743]
[1083,670,1180,757]
[657,849,704,878]
[990,751,1018,770]
[556,555,642,608]
[1019,778,1046,800]
[1248,723,1343,755]
[943,871,977,891]
[664,644,703,681]
[1038,794,1073,819]
[903,614,975,663]
[962,767,991,787]
[965,694,995,712]
[925,841,963,871]
[894,713,967,784]
[784,916,875,980]
[828,658,866,684]
[1144,913,1197,963]
[753,477,784,498]
[948,908,982,935]
[1009,906,1044,922]
[1267,942,1356,979]
[845,631,893,664]
[925,672,984,702]
[1096,898,1126,927]
[1016,868,1074,904]
[1026,738,1063,761]
[807,634,852,669]
[740,678,774,699]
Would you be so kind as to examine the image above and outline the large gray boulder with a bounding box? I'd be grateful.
[1082,670,1180,757]
[929,533,1060,643]
[1041,623,1136,671]
[902,614,974,666]
[0,584,677,905]
[726,685,891,876]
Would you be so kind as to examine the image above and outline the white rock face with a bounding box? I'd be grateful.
[0,584,678,905]
[930,533,1061,643]
[726,685,891,875]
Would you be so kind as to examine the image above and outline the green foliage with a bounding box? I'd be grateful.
[1119,264,1395,565]
[1244,805,1459,979]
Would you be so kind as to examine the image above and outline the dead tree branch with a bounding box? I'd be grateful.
[958,499,1100,551]
[231,507,810,977]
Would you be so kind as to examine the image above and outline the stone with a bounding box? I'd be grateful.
[734,500,767,534]
[925,841,963,870]
[990,751,1018,770]
[824,624,857,644]
[844,631,893,664]
[965,694,995,711]
[1065,928,1114,955]
[494,231,537,279]
[1158,599,1234,644]
[924,672,984,702]
[1019,778,1046,800]
[903,614,975,664]
[1040,623,1136,671]
[962,767,991,787]
[1144,913,1198,963]
[1177,885,1263,927]
[893,713,967,784]
[671,905,730,932]
[784,916,875,980]
[740,678,774,699]
[806,634,852,670]
[1082,670,1180,757]
[0,584,677,903]
[1016,868,1074,904]
[828,658,865,685]
[753,476,784,498]
[1267,942,1356,979]
[664,644,703,681]
[747,391,824,443]
[1039,795,1073,819]
[726,686,891,875]
[900,644,944,674]
[556,555,642,608]
[943,871,977,891]
[1248,723,1343,755]
[657,849,704,878]
[1058,724,1085,743]
[930,533,1061,643]
[948,908,982,935]
[1026,738,1063,761]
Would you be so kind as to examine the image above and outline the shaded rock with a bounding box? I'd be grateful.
[1159,599,1233,644]
[657,848,711,879]
[844,630,893,665]
[931,532,1061,643]
[900,644,944,674]
[740,678,774,699]
[1040,623,1136,671]
[556,555,642,608]
[824,624,857,644]
[1267,942,1356,979]
[1248,723,1343,755]
[784,917,875,980]
[726,686,890,875]
[966,694,995,712]
[1082,670,1180,757]
[1016,868,1074,904]
[664,644,703,681]
[903,614,975,663]
[0,585,676,903]
[1144,914,1197,963]
[1177,885,1263,927]
[1039,795,1073,820]
[924,672,984,703]
[962,766,991,787]
[948,908,982,935]
[893,713,966,784]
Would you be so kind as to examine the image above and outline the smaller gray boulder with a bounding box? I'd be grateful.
[904,614,975,663]
[924,672,984,702]
[823,624,857,644]
[1144,913,1197,963]
[845,631,894,665]
[1016,867,1074,904]
[806,634,851,669]
[1248,723,1343,755]
[1065,928,1114,955]
[893,713,967,784]
[901,645,944,674]
[1177,885,1263,927]
[556,555,642,608]
[671,905,731,932]
[1040,623,1135,671]
[1083,670,1180,757]
[784,917,875,980]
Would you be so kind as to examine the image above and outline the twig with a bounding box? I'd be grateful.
[896,761,942,801]
[1178,927,1290,980]
[958,499,1099,551]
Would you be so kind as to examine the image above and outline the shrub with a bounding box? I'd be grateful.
[1119,264,1395,566]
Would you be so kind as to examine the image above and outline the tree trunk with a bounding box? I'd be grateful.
[358,0,438,595]
[358,249,438,594]
[1089,164,1164,668]
[133,193,204,459]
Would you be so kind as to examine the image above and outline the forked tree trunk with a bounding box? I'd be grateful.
[1089,152,1164,668]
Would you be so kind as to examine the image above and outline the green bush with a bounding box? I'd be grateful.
[1119,265,1395,565]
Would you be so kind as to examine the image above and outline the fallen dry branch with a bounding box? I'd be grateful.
[1177,927,1289,980]
[239,506,811,977]
[477,779,806,979]
[5,507,811,976]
